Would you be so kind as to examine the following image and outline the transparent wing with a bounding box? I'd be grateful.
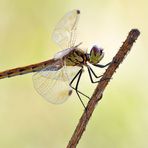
[54,47,74,59]
[52,9,80,49]
[32,62,81,104]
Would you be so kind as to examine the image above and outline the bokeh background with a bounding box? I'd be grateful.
[0,0,147,148]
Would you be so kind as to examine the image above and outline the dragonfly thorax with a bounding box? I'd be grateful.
[88,45,104,65]
[64,48,87,67]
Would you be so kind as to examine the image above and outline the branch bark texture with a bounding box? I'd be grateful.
[67,29,140,148]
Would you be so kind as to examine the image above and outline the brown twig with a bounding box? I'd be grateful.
[67,29,140,148]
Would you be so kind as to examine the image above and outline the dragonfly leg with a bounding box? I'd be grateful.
[93,62,111,68]
[87,65,111,83]
[88,65,103,78]
[70,69,90,99]
[69,68,89,109]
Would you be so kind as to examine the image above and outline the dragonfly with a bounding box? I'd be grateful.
[0,9,110,108]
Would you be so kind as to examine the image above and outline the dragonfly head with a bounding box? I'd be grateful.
[88,45,104,64]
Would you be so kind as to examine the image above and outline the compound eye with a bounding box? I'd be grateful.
[91,45,103,56]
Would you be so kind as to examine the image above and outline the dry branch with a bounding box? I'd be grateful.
[67,29,140,148]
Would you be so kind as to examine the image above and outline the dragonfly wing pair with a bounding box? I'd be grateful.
[33,10,81,104]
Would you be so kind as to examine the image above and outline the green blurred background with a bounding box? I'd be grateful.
[0,0,147,148]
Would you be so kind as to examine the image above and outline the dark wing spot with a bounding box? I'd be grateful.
[77,10,80,14]
[68,90,73,96]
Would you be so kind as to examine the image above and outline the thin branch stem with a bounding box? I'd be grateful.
[67,29,140,148]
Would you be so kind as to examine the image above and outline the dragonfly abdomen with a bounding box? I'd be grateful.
[0,65,42,79]
[0,59,56,79]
